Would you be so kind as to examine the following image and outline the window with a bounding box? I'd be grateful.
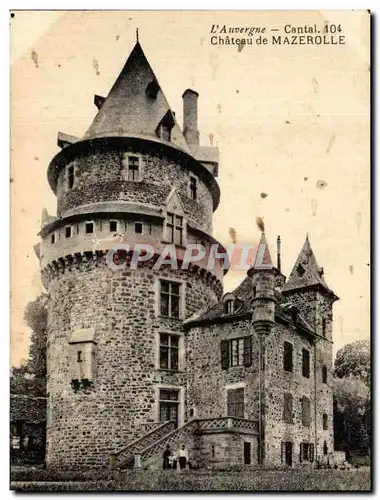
[50,233,55,244]
[160,280,181,318]
[146,80,160,99]
[110,221,118,233]
[227,387,244,418]
[127,156,140,181]
[159,389,179,427]
[190,176,197,200]
[302,348,310,378]
[224,299,234,314]
[322,365,327,383]
[67,165,75,189]
[65,226,71,238]
[322,318,327,337]
[301,396,311,426]
[283,393,293,424]
[297,263,306,276]
[159,333,179,371]
[75,224,79,235]
[156,110,174,142]
[323,413,328,430]
[221,337,252,369]
[284,342,293,372]
[211,445,215,458]
[158,124,171,142]
[85,222,94,234]
[166,212,184,246]
[134,222,143,234]
[323,441,328,455]
[300,442,314,462]
[77,351,83,363]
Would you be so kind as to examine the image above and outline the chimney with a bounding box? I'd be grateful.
[182,89,199,145]
[277,235,281,273]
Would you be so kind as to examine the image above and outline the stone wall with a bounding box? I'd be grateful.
[197,433,258,468]
[186,313,334,467]
[186,320,260,422]
[46,262,219,468]
[55,148,214,233]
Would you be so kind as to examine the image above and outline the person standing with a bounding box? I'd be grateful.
[163,444,171,470]
[178,444,188,470]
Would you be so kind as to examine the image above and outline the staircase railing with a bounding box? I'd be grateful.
[111,417,259,469]
[138,419,199,465]
[112,420,176,467]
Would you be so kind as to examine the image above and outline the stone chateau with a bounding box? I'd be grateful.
[36,39,338,469]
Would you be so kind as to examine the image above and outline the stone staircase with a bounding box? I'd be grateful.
[111,417,258,470]
[111,420,177,469]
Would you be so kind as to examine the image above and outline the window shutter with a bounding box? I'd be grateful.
[284,393,293,423]
[243,337,252,367]
[302,396,311,426]
[309,443,315,462]
[221,340,230,370]
[281,442,285,464]
[299,443,303,462]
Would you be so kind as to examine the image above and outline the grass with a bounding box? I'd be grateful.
[11,467,371,492]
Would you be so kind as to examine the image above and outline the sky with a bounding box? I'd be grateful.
[10,10,370,365]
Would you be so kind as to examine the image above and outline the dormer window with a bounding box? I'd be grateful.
[297,263,306,276]
[291,306,299,323]
[166,213,183,246]
[146,80,160,99]
[156,110,175,143]
[225,299,234,315]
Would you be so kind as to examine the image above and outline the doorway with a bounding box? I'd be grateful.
[285,441,293,466]
[244,441,251,465]
[159,389,179,428]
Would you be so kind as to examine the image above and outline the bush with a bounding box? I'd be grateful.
[350,455,370,467]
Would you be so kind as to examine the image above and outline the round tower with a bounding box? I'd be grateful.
[38,41,226,468]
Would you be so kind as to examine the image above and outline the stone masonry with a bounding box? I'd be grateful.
[37,39,338,469]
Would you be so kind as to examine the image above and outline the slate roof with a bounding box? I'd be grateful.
[83,42,191,153]
[282,235,338,299]
[183,234,336,336]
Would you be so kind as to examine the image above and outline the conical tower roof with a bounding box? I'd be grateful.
[252,232,274,270]
[283,235,336,297]
[84,41,191,153]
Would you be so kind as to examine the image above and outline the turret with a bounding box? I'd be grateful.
[282,234,339,339]
[248,232,276,336]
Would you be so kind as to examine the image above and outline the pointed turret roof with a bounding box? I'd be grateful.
[83,42,190,153]
[283,235,337,298]
[252,232,274,270]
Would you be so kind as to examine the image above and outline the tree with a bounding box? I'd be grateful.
[334,339,370,388]
[332,376,369,452]
[333,339,371,454]
[10,294,48,396]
